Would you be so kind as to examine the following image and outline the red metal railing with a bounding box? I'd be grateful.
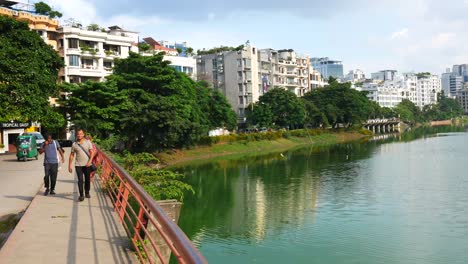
[94,148,207,264]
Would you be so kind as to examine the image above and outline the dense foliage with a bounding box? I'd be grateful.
[246,88,305,129]
[117,152,194,201]
[247,79,463,129]
[63,53,236,152]
[0,16,64,129]
[197,45,245,55]
[34,1,63,18]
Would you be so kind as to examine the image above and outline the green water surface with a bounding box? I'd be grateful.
[176,127,468,263]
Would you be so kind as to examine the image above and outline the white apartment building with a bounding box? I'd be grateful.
[258,49,315,96]
[345,69,366,83]
[360,72,441,108]
[58,25,138,83]
[197,46,324,123]
[415,75,440,108]
[140,37,196,79]
[197,45,260,122]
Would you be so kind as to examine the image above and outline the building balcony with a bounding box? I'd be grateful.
[81,64,98,70]
[104,50,121,57]
[66,48,81,55]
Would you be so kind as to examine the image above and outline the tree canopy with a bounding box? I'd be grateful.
[34,1,63,18]
[0,16,64,126]
[246,88,305,129]
[197,45,245,55]
[63,53,236,152]
[302,82,374,128]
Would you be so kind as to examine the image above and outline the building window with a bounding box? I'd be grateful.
[239,84,243,93]
[238,71,243,80]
[104,61,113,69]
[237,59,242,67]
[239,96,244,105]
[68,55,80,66]
[68,38,79,49]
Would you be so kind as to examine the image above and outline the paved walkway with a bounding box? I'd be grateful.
[0,149,138,264]
[0,152,44,218]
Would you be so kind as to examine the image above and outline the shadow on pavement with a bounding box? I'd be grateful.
[3,195,34,202]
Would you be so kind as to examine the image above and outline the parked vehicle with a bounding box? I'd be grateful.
[23,132,45,149]
[16,135,38,161]
[57,139,73,147]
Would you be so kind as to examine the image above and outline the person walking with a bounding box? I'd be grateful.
[68,129,95,202]
[39,134,65,196]
[86,135,97,181]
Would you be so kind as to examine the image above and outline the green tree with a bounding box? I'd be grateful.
[86,23,100,31]
[246,102,274,127]
[176,47,183,54]
[34,1,63,18]
[60,81,129,139]
[247,88,306,129]
[381,107,396,118]
[303,82,373,128]
[137,42,152,52]
[64,52,236,152]
[302,99,328,128]
[0,16,63,125]
[395,99,420,123]
[196,81,237,130]
[436,94,463,120]
[119,152,194,201]
[186,47,194,56]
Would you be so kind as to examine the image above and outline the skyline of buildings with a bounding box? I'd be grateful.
[0,1,464,115]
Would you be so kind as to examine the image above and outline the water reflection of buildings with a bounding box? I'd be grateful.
[227,159,320,241]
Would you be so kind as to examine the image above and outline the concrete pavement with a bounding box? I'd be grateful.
[0,149,138,263]
[0,152,44,218]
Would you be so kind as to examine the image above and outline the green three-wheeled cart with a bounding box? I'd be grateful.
[16,135,38,162]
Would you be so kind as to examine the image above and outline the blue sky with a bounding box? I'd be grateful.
[47,0,468,76]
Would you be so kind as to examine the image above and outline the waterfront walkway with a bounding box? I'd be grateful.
[0,149,137,264]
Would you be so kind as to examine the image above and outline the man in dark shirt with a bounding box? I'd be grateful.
[39,134,64,195]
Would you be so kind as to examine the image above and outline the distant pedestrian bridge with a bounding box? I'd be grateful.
[363,118,401,133]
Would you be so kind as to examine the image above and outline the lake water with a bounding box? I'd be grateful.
[175,127,468,263]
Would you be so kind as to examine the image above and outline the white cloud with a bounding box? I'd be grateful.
[391,28,409,39]
[103,15,168,32]
[47,0,97,25]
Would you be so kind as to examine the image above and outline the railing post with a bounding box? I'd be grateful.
[146,200,183,264]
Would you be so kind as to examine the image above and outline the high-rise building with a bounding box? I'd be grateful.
[371,70,397,82]
[441,65,468,97]
[456,89,468,114]
[310,57,344,79]
[197,46,323,123]
[196,45,260,122]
